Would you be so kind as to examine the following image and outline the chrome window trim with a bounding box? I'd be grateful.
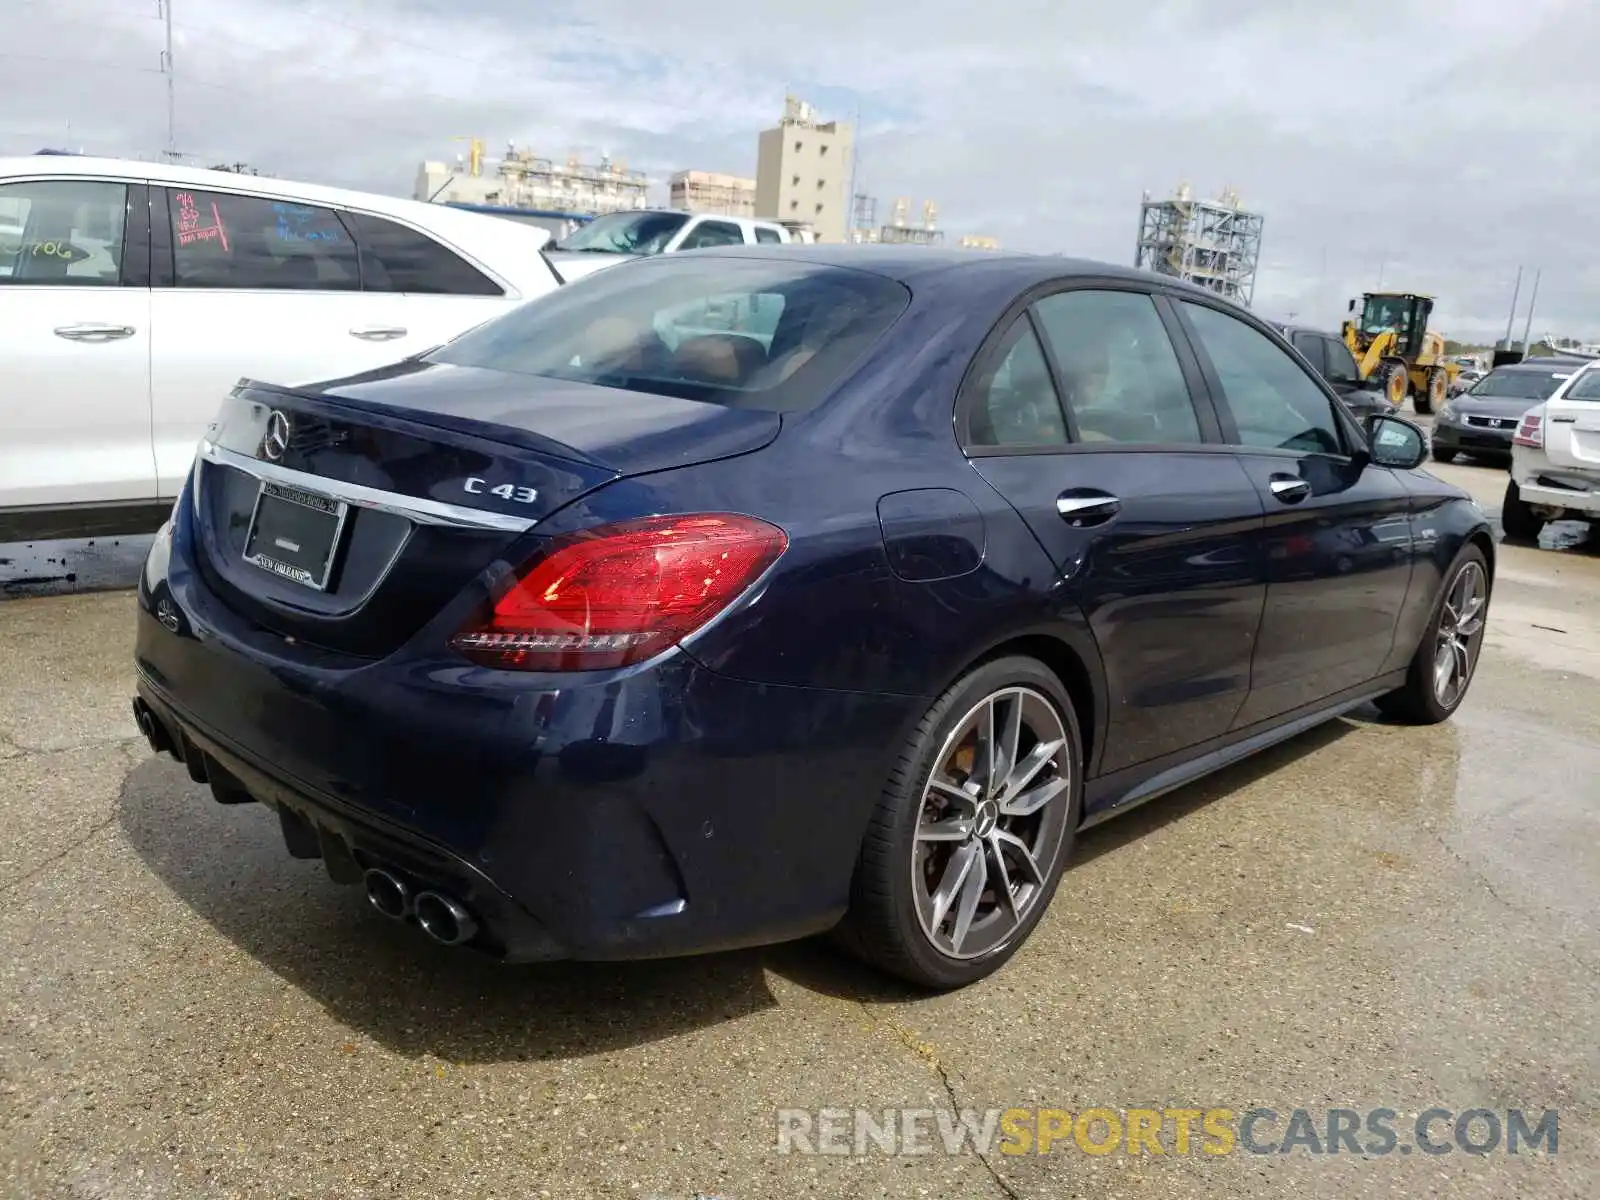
[198,441,535,533]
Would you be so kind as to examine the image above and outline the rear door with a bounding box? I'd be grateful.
[1542,366,1600,471]
[149,186,410,496]
[0,175,155,510]
[961,284,1267,775]
[1172,299,1414,726]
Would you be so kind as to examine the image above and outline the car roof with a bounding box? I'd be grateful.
[1272,322,1338,340]
[1490,357,1592,373]
[676,243,1226,297]
[0,153,556,295]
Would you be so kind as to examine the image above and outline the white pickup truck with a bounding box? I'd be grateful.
[543,210,790,281]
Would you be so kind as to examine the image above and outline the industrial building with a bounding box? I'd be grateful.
[755,96,852,243]
[1134,184,1264,305]
[414,139,648,217]
[669,170,756,218]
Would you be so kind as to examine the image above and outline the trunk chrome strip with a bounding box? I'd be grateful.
[198,441,536,533]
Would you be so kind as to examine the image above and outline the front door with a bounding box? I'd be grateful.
[961,287,1267,776]
[1174,300,1414,726]
[0,176,155,512]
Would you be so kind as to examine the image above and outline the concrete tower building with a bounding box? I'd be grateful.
[755,96,853,243]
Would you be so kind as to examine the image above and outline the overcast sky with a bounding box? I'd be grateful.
[4,0,1597,340]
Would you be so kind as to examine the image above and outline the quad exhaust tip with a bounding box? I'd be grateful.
[363,868,410,920]
[414,890,478,947]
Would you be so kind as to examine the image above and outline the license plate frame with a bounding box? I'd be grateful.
[242,480,349,592]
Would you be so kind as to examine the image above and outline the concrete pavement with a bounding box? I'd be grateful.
[1,475,1597,1199]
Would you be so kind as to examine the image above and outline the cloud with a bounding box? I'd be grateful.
[3,0,1597,339]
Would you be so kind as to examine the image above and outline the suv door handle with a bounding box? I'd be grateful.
[54,323,135,342]
[349,326,408,341]
[1268,475,1312,504]
[1056,490,1121,527]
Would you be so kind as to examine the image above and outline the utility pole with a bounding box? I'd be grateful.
[160,0,177,160]
[1502,266,1523,345]
[1519,269,1542,357]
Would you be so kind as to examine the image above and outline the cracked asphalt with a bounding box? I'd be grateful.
[1,459,1597,1199]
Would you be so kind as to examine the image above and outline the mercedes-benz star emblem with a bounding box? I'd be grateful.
[263,410,292,461]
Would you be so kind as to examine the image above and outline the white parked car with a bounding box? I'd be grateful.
[543,210,790,282]
[0,155,562,539]
[1504,359,1600,541]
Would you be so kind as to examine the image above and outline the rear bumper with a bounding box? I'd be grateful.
[135,514,919,963]
[1510,457,1600,516]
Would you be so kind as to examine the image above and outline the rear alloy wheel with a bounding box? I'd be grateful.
[1500,479,1547,543]
[1376,547,1489,724]
[839,657,1082,989]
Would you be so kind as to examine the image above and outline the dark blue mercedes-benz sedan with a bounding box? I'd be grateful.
[134,247,1494,988]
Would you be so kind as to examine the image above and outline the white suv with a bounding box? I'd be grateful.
[1505,358,1600,541]
[543,210,790,282]
[0,156,562,539]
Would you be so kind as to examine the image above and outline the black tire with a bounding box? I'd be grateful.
[1500,479,1545,543]
[1375,545,1490,725]
[1431,446,1458,465]
[837,656,1083,989]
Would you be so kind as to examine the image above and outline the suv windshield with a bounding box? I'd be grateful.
[431,256,911,413]
[1469,368,1571,400]
[556,211,687,255]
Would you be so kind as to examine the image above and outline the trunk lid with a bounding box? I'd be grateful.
[1543,394,1600,470]
[191,360,779,657]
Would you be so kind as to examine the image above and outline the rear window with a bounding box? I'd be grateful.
[430,257,910,412]
[1564,369,1600,401]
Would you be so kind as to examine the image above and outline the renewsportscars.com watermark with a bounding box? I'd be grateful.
[776,1106,1559,1158]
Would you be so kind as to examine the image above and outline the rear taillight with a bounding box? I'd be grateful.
[450,513,788,671]
[1513,414,1544,448]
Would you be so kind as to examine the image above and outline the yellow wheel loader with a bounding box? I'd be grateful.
[1341,292,1459,415]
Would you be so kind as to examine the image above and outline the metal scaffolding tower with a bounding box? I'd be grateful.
[1135,184,1264,306]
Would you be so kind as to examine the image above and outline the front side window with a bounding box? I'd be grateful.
[342,211,500,295]
[1322,337,1362,384]
[555,210,687,255]
[1032,290,1202,444]
[966,319,1067,448]
[0,179,127,286]
[678,220,745,250]
[753,226,784,245]
[431,257,909,413]
[169,190,358,290]
[1181,301,1344,455]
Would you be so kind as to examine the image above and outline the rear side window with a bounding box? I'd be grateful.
[966,320,1068,448]
[169,190,358,290]
[753,226,784,245]
[1032,290,1202,444]
[341,211,502,296]
[431,257,910,413]
[678,220,746,249]
[0,179,128,286]
[1181,301,1344,455]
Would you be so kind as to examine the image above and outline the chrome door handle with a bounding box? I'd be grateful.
[1056,491,1121,527]
[53,323,135,342]
[1268,476,1312,504]
[349,326,408,341]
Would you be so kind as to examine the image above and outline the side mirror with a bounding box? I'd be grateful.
[1365,414,1427,469]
